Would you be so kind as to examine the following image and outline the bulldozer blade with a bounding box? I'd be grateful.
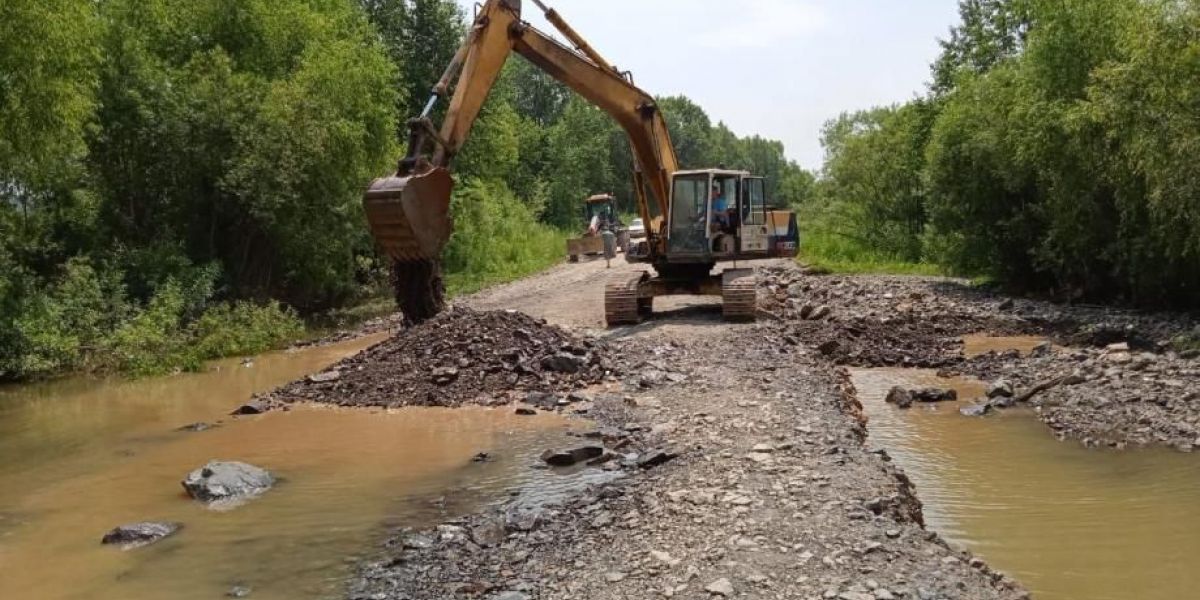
[363,167,454,262]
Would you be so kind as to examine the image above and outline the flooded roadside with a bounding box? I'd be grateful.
[0,335,591,600]
[960,334,1051,357]
[852,366,1200,600]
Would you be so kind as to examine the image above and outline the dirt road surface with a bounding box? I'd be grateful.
[344,258,1030,600]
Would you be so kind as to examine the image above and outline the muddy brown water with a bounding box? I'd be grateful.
[960,334,1052,357]
[853,359,1200,600]
[0,335,594,600]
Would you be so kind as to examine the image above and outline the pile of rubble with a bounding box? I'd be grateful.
[264,308,617,409]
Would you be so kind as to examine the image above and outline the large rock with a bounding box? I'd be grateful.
[540,352,587,374]
[101,521,182,549]
[637,449,678,469]
[986,379,1015,399]
[540,445,604,467]
[885,386,914,409]
[231,400,269,416]
[959,403,992,417]
[913,388,958,403]
[182,461,275,506]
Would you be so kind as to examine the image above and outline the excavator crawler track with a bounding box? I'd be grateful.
[721,268,757,322]
[605,271,649,327]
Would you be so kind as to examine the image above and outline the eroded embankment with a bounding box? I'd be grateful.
[758,265,1200,451]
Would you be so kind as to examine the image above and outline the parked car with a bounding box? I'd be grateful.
[628,218,646,240]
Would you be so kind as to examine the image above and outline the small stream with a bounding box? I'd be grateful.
[0,335,594,600]
[853,337,1200,600]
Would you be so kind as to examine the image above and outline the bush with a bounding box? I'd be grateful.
[190,301,304,361]
[443,179,567,296]
[0,255,308,381]
[100,280,195,376]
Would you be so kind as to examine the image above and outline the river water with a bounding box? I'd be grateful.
[0,335,592,600]
[852,358,1200,600]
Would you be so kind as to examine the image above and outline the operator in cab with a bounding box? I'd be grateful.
[711,184,729,232]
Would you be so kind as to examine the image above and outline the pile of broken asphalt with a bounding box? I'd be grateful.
[260,308,617,409]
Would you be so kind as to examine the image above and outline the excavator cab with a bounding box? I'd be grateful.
[665,170,769,260]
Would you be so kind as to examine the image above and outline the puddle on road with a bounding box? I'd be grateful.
[852,367,1200,600]
[0,336,590,600]
[960,334,1050,357]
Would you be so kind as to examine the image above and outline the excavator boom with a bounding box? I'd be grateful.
[365,0,678,322]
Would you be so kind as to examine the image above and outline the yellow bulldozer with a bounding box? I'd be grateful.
[364,0,799,326]
[566,193,630,263]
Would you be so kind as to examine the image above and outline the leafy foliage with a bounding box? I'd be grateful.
[0,0,812,380]
[811,0,1200,307]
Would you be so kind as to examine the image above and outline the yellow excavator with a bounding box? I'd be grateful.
[363,0,799,326]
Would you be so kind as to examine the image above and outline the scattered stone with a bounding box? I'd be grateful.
[913,388,957,403]
[100,522,182,549]
[470,518,506,548]
[431,367,459,385]
[176,422,215,433]
[541,445,604,467]
[986,379,1014,399]
[181,461,274,506]
[705,578,734,596]
[492,592,529,600]
[226,585,252,598]
[307,370,341,383]
[959,403,992,417]
[605,572,627,583]
[541,352,587,374]
[1105,352,1133,365]
[637,449,678,469]
[230,400,269,416]
[885,387,914,409]
[523,391,559,409]
[818,340,841,356]
[515,407,537,416]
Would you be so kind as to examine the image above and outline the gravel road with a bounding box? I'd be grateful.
[339,258,1030,600]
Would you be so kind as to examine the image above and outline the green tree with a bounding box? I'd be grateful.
[0,0,99,194]
[90,0,399,308]
[817,103,934,262]
[360,0,463,121]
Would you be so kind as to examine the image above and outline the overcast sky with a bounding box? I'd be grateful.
[453,0,960,169]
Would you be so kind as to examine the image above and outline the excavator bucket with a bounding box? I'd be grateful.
[363,167,454,262]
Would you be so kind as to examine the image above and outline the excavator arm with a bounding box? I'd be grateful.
[364,0,678,322]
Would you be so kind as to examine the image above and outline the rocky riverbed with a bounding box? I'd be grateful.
[758,265,1200,450]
